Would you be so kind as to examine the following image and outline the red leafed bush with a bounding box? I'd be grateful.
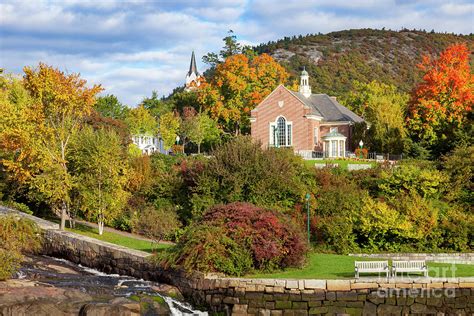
[159,202,308,276]
[202,202,308,271]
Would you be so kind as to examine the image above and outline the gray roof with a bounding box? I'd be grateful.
[322,131,346,138]
[188,51,199,76]
[290,91,364,123]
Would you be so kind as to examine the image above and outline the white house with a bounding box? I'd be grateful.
[131,135,164,155]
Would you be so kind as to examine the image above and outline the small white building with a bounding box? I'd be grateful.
[131,135,164,155]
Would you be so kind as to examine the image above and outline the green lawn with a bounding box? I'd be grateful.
[248,253,474,279]
[305,159,377,169]
[66,223,170,253]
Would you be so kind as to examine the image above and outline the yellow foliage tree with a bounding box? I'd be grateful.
[0,64,102,230]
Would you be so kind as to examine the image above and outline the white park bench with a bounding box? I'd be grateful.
[354,261,389,278]
[392,260,428,277]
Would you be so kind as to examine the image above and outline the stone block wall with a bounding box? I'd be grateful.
[180,277,474,315]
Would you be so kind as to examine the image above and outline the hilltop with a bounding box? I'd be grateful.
[254,29,474,103]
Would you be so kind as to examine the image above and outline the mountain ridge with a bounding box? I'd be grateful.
[254,28,474,103]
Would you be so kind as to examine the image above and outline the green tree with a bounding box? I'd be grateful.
[181,108,220,153]
[346,80,408,153]
[159,112,180,150]
[124,105,158,136]
[141,91,173,119]
[69,126,130,235]
[95,94,128,119]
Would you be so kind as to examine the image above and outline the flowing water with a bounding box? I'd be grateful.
[16,255,208,316]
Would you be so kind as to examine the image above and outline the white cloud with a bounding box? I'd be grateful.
[1,0,472,107]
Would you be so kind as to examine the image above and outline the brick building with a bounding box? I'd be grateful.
[250,69,364,158]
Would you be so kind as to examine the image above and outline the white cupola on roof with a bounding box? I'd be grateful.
[299,67,312,98]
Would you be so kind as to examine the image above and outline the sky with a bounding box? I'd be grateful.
[1,0,473,106]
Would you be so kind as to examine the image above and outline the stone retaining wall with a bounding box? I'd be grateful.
[351,253,474,265]
[181,276,474,315]
[2,207,474,315]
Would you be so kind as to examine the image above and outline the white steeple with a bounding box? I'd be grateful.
[299,67,311,98]
[185,51,201,91]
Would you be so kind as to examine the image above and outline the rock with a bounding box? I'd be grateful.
[79,303,139,316]
[152,284,184,300]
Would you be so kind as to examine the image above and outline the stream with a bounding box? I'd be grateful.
[13,255,208,316]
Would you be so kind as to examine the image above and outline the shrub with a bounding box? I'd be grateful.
[158,202,308,275]
[0,216,42,280]
[187,136,311,220]
[159,224,253,276]
[3,201,33,215]
[437,208,474,251]
[378,164,447,199]
[442,145,473,206]
[134,205,181,245]
[315,215,358,254]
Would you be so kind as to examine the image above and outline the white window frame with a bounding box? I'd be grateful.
[330,127,338,133]
[269,116,292,147]
[314,127,319,145]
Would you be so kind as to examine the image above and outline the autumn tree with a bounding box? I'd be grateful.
[198,53,289,134]
[0,64,102,230]
[124,105,158,136]
[159,111,180,150]
[0,73,37,185]
[69,126,129,235]
[346,80,409,153]
[407,43,473,155]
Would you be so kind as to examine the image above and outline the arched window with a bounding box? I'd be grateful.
[270,116,292,147]
[277,117,286,147]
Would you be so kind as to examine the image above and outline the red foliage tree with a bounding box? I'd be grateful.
[407,43,473,146]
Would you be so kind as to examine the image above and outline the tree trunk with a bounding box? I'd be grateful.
[98,220,104,235]
[60,202,66,230]
[197,143,201,154]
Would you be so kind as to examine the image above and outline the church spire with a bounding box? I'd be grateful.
[188,51,199,76]
[185,51,202,91]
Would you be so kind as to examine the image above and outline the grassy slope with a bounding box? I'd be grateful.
[66,223,170,253]
[249,253,474,279]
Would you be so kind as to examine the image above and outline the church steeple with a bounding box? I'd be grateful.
[299,67,312,98]
[185,51,202,91]
[188,51,199,76]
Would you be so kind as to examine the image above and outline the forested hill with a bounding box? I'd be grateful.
[254,29,474,103]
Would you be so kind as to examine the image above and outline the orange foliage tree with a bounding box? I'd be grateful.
[198,53,289,135]
[407,43,473,150]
